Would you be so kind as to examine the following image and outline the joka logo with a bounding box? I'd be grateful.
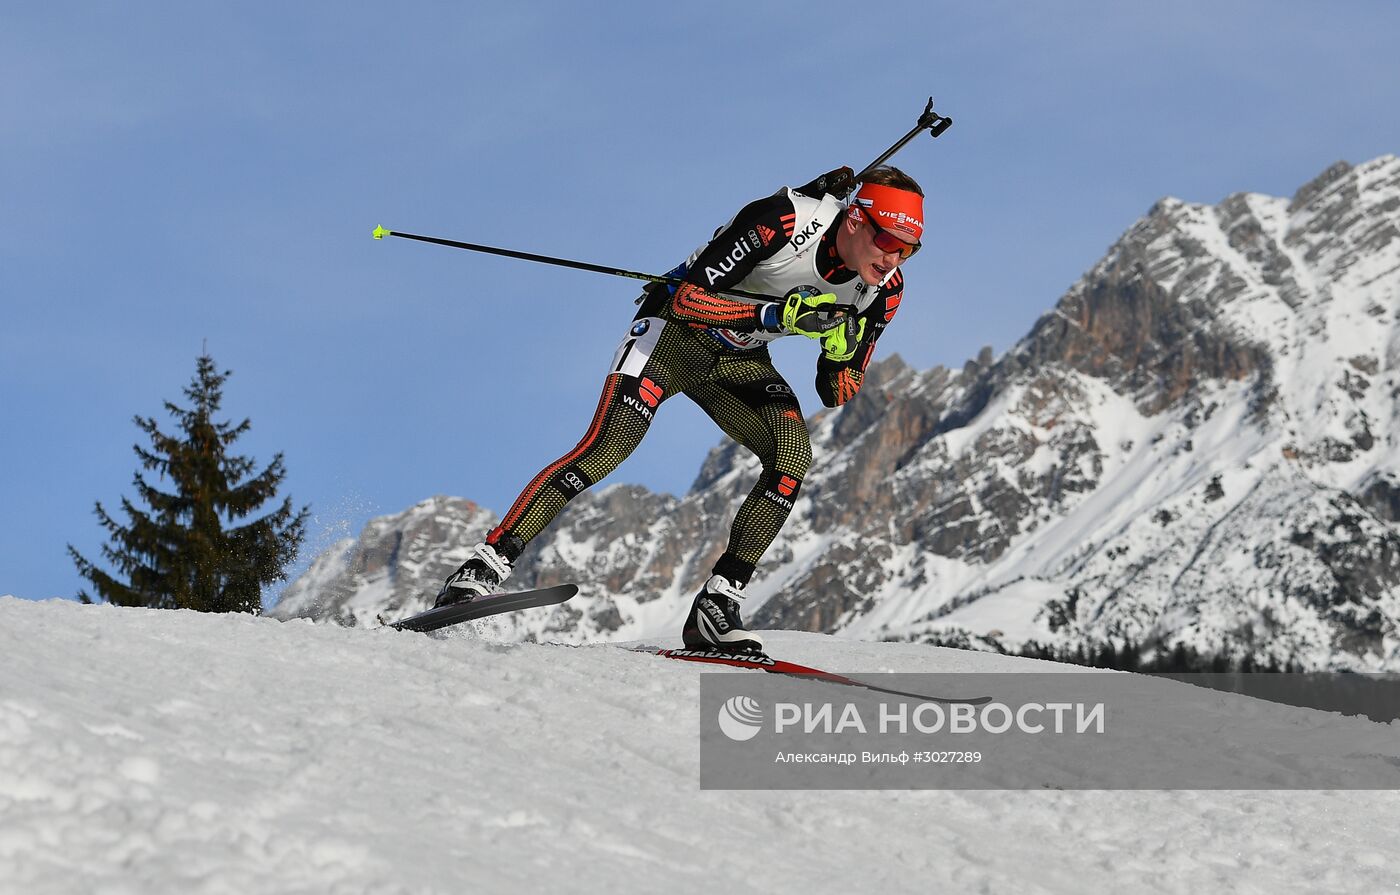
[776,475,799,497]
[756,224,777,246]
[639,377,664,408]
[717,695,764,742]
[791,218,822,250]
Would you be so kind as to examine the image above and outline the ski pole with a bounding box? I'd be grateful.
[772,98,951,201]
[371,225,789,304]
[845,97,952,197]
[372,97,949,308]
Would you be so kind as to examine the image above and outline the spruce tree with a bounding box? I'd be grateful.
[69,353,309,613]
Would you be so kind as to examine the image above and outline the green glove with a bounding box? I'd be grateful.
[821,316,867,362]
[781,289,848,339]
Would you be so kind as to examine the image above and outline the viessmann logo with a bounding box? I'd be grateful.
[875,209,923,230]
[718,696,765,741]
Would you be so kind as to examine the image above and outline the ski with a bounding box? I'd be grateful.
[385,584,578,633]
[635,647,991,705]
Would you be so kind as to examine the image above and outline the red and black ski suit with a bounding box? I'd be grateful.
[485,175,905,586]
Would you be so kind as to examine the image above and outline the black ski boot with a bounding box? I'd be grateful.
[681,574,765,654]
[434,542,513,608]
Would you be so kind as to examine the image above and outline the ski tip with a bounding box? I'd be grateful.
[372,224,391,240]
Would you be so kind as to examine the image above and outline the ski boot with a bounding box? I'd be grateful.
[434,542,513,608]
[682,574,765,654]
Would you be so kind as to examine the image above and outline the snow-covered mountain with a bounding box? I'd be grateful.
[272,156,1400,671]
[5,597,1397,893]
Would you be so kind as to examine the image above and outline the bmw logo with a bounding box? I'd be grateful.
[631,320,650,337]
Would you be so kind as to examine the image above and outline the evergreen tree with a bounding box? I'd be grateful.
[1120,637,1141,673]
[69,353,309,613]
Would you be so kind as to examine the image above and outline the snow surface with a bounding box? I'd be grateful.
[2,597,1397,894]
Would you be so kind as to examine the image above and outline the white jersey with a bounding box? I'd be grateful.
[684,188,879,351]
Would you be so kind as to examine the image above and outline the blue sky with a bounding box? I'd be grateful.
[5,1,1400,605]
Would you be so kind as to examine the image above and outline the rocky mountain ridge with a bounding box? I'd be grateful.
[271,155,1400,670]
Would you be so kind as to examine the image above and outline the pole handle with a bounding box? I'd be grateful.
[846,97,952,193]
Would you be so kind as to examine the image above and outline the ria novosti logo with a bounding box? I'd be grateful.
[715,694,1107,741]
[717,696,764,741]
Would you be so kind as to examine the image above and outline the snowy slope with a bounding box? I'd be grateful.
[3,597,1397,894]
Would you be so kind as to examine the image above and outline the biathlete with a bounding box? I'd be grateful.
[435,165,926,654]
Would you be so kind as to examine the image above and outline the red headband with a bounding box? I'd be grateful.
[850,183,924,242]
